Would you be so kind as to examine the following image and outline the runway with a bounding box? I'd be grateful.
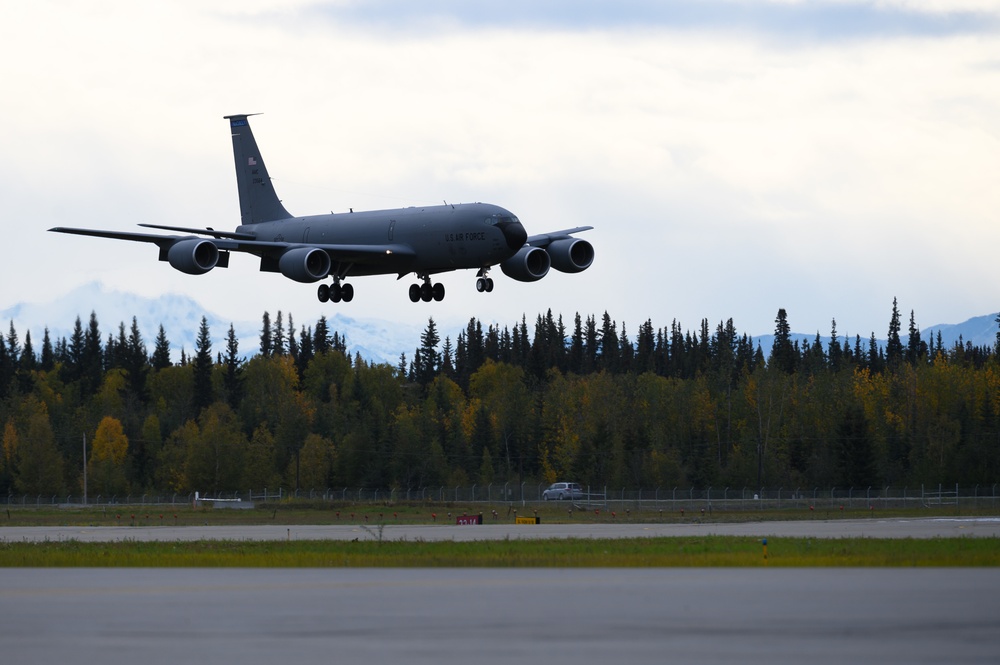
[3,516,1000,543]
[1,568,998,665]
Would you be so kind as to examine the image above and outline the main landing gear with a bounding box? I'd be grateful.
[409,276,445,303]
[317,279,354,303]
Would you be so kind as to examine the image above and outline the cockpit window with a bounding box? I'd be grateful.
[486,214,520,225]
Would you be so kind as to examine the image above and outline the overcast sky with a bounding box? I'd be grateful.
[3,0,999,344]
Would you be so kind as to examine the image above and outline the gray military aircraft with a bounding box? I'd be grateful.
[50,114,594,303]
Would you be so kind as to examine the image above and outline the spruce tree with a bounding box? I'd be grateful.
[906,310,922,365]
[40,328,54,372]
[569,313,584,374]
[272,311,285,356]
[286,313,298,359]
[19,330,35,372]
[151,324,171,370]
[66,316,85,380]
[296,326,313,377]
[314,315,330,354]
[193,317,213,412]
[886,297,903,368]
[598,312,619,372]
[259,311,272,357]
[770,308,795,373]
[828,318,842,372]
[125,317,148,399]
[440,337,455,379]
[223,323,242,409]
[417,317,440,385]
[81,312,103,394]
[6,322,19,361]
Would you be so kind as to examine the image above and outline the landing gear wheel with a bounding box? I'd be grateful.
[409,284,421,302]
[432,283,445,302]
[330,283,343,303]
[318,284,330,303]
[341,283,354,302]
[476,277,486,293]
[485,278,494,292]
[420,282,433,302]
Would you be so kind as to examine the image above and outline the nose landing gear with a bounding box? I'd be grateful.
[475,269,494,293]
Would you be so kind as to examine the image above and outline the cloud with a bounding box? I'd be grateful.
[309,0,1000,39]
[2,1,999,345]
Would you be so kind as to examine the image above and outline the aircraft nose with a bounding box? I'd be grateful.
[500,219,527,251]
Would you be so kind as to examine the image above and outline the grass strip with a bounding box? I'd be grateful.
[1,536,998,567]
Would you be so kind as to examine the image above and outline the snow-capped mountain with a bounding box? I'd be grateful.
[754,312,999,356]
[0,282,424,365]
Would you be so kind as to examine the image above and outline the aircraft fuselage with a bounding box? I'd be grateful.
[245,202,524,277]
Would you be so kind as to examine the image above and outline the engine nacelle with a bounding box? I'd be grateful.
[547,238,594,273]
[167,239,219,275]
[500,246,550,282]
[278,247,332,283]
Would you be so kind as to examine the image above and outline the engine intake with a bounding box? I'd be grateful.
[167,239,219,275]
[500,246,550,282]
[547,238,594,273]
[279,247,332,283]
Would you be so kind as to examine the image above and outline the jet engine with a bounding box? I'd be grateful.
[500,246,550,282]
[167,239,219,275]
[278,247,332,283]
[547,238,594,273]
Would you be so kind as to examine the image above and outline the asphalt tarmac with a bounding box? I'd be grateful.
[3,516,1000,543]
[2,567,998,664]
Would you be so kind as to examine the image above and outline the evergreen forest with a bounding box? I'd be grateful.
[1,299,999,499]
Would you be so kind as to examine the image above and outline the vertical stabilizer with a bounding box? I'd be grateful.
[224,114,292,224]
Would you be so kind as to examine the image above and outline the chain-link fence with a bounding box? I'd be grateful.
[3,483,998,510]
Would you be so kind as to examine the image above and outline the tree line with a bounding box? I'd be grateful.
[1,299,998,498]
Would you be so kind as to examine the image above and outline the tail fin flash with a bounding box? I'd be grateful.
[224,114,292,225]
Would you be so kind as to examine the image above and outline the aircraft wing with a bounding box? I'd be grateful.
[49,227,179,248]
[525,226,593,248]
[49,226,416,262]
